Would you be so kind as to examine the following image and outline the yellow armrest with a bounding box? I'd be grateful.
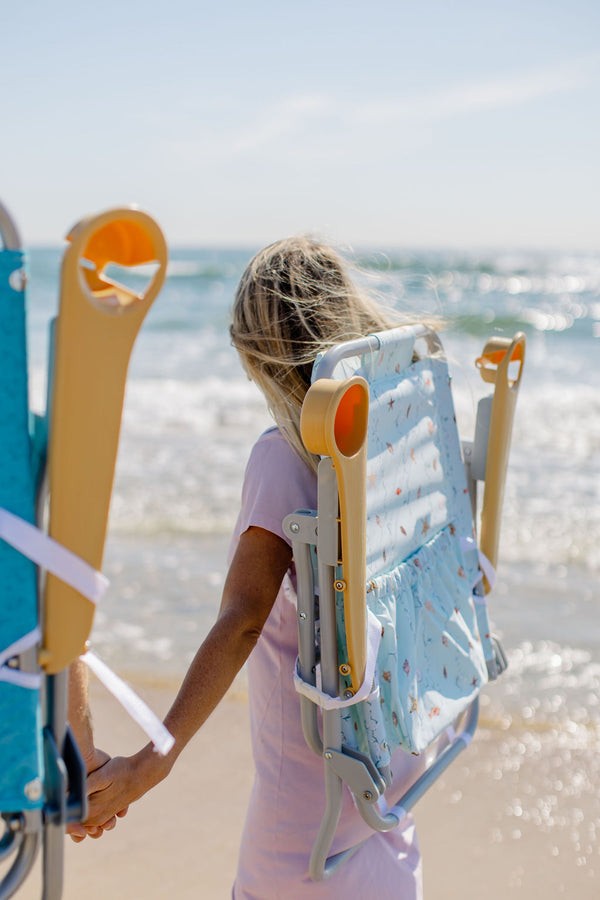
[300,376,369,695]
[40,207,167,673]
[476,332,526,589]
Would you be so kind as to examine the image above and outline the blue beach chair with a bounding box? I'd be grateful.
[0,201,171,899]
[0,198,75,900]
[284,323,525,880]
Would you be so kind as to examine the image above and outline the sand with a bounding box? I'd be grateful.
[8,677,598,899]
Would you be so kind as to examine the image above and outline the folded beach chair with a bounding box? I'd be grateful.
[0,199,49,898]
[283,323,525,880]
[0,203,168,899]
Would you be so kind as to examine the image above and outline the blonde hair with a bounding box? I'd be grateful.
[230,235,406,472]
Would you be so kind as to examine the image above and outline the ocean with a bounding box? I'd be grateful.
[24,243,599,870]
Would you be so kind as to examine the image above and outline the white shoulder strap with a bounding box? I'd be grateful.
[0,507,109,603]
[293,609,382,710]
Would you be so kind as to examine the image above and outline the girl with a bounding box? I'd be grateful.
[84,236,423,898]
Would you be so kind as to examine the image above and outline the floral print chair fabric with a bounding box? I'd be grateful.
[316,326,491,767]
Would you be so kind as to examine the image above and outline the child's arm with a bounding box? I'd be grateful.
[84,525,291,826]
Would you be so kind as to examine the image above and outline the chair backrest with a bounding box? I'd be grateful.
[0,220,44,816]
[311,325,490,760]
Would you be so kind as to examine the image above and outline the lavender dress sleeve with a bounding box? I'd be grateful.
[233,427,317,547]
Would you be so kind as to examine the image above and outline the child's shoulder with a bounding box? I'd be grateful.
[248,427,311,480]
[254,426,286,448]
[250,427,295,463]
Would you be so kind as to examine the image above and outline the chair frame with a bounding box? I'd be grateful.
[0,199,87,900]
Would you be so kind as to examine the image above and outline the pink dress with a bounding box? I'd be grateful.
[231,428,423,900]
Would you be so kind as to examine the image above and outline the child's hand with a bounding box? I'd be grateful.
[68,808,127,843]
[84,747,165,829]
[67,749,127,842]
[83,756,135,829]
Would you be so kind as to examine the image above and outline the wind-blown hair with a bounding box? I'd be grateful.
[230,236,405,471]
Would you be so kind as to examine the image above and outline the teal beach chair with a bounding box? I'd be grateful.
[0,201,172,899]
[0,199,84,900]
[284,323,525,880]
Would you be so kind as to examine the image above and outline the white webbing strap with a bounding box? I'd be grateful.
[0,507,172,755]
[294,608,382,710]
[460,535,497,592]
[0,507,109,690]
[81,650,175,757]
[0,507,109,604]
[0,627,42,689]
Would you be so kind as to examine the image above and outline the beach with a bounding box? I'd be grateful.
[11,673,597,899]
[7,244,599,898]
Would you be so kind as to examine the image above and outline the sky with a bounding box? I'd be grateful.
[1,0,599,250]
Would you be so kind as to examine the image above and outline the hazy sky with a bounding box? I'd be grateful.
[2,0,599,249]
